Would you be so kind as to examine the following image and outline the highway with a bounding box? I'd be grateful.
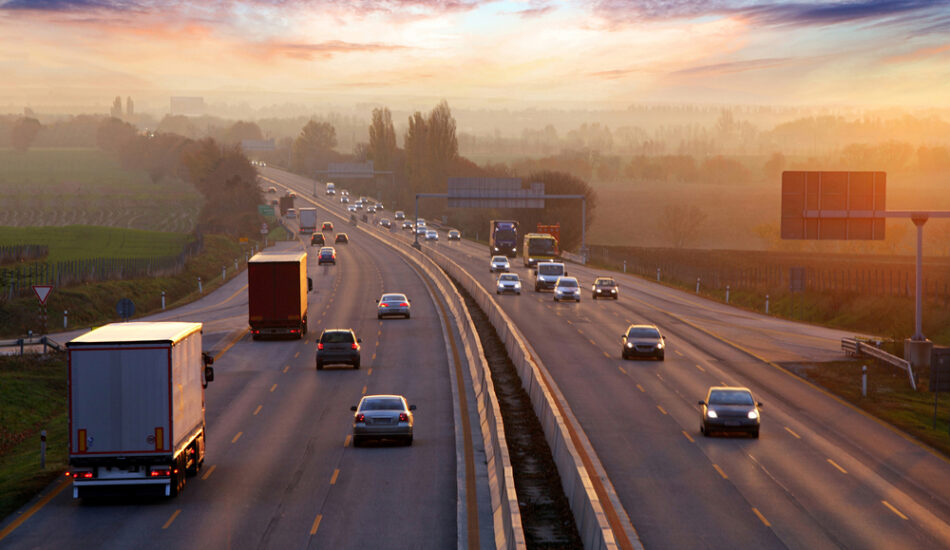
[1,216,471,548]
[268,167,950,549]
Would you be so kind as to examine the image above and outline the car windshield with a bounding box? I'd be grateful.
[596,279,615,286]
[558,279,577,288]
[500,274,518,281]
[528,238,556,255]
[708,390,755,406]
[361,398,404,411]
[492,256,507,262]
[627,327,661,339]
[321,331,354,344]
[539,265,563,276]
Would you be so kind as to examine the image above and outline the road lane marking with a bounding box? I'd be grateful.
[0,478,70,542]
[657,405,668,415]
[162,509,181,530]
[214,327,249,362]
[344,435,351,447]
[588,338,598,346]
[827,458,848,474]
[618,366,627,374]
[253,405,263,416]
[309,514,323,535]
[682,430,695,443]
[201,464,217,480]
[294,351,300,358]
[231,432,243,443]
[361,385,367,395]
[713,464,728,479]
[367,368,373,376]
[270,384,277,392]
[752,507,771,527]
[371,353,376,360]
[577,329,584,335]
[694,364,705,372]
[283,365,290,373]
[636,384,645,392]
[656,373,664,382]
[566,319,573,325]
[330,469,340,485]
[882,501,908,520]
[674,350,684,357]
[784,426,802,439]
[377,329,382,336]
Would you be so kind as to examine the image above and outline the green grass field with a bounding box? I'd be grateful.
[0,226,190,262]
[0,149,201,233]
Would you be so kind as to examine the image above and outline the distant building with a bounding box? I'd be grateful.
[170,97,205,116]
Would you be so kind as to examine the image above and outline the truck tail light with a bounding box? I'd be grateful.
[291,329,299,334]
[318,343,324,350]
[150,467,172,477]
[355,413,365,422]
[399,413,409,422]
[72,471,94,479]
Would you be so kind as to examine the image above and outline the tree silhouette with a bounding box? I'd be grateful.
[660,204,707,248]
[110,96,123,118]
[11,117,42,152]
[225,120,263,145]
[292,120,337,173]
[368,107,397,171]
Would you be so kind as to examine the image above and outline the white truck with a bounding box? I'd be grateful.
[66,322,215,498]
[298,207,317,234]
[534,261,567,292]
[325,182,336,195]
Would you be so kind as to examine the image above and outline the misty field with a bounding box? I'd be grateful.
[0,226,190,262]
[0,148,201,233]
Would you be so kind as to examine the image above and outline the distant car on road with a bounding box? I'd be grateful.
[425,229,438,241]
[347,205,357,212]
[496,273,522,295]
[394,211,406,220]
[402,221,413,230]
[367,205,377,214]
[310,233,325,246]
[592,277,619,300]
[379,218,392,228]
[621,324,665,360]
[415,226,427,236]
[489,255,510,273]
[267,186,277,193]
[285,208,296,219]
[322,221,333,232]
[699,387,761,438]
[317,246,336,265]
[351,395,415,446]
[447,229,461,241]
[341,196,350,204]
[316,329,361,370]
[377,293,411,319]
[335,233,349,244]
[553,276,580,302]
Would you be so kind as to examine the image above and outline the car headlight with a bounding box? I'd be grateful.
[626,342,633,348]
[656,342,664,349]
[747,410,759,420]
[707,410,718,418]
[611,289,617,293]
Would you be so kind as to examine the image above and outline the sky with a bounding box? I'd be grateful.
[2,0,950,112]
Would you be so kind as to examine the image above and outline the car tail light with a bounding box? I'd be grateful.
[380,303,388,307]
[399,303,409,307]
[351,343,358,350]
[355,413,365,422]
[150,467,172,477]
[291,329,299,334]
[317,343,324,350]
[253,329,260,334]
[72,471,94,479]
[399,413,409,422]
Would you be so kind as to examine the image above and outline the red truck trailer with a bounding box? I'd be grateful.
[248,250,312,339]
[67,322,215,498]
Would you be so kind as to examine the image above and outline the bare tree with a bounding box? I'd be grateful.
[11,117,42,152]
[110,96,123,118]
[660,204,707,248]
[368,107,397,171]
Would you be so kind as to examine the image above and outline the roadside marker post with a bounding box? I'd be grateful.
[63,310,67,329]
[161,291,166,310]
[726,285,730,304]
[32,285,52,336]
[198,277,203,294]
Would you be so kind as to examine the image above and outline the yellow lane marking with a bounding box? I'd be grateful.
[294,352,300,358]
[695,364,705,372]
[636,384,645,392]
[713,464,728,479]
[214,327,249,362]
[253,405,263,416]
[371,353,377,360]
[0,478,70,542]
[283,365,290,373]
[618,366,627,374]
[752,507,771,527]
[674,350,684,357]
[682,430,695,443]
[588,338,597,346]
[361,385,367,395]
[344,435,351,447]
[201,464,217,480]
[882,500,908,520]
[577,329,584,335]
[784,426,802,439]
[566,320,573,325]
[656,373,664,382]
[270,384,277,392]
[367,368,373,376]
[231,432,243,444]
[330,469,340,485]
[377,329,382,336]
[162,509,181,530]
[309,514,323,535]
[657,405,668,415]
[827,458,848,474]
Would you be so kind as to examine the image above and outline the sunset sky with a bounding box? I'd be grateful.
[2,0,949,112]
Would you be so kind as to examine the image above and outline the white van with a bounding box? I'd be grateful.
[325,182,336,195]
[534,262,567,292]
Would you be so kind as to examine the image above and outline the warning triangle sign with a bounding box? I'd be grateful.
[32,285,53,305]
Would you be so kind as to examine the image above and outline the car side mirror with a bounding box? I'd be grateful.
[375,299,380,303]
[662,336,666,340]
[202,352,214,366]
[308,278,313,292]
[357,338,362,343]
[204,366,215,385]
[351,406,358,411]
[564,271,568,276]
[698,401,705,406]
[757,402,763,407]
[409,405,417,411]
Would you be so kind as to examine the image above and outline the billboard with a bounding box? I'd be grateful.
[448,177,545,208]
[781,171,886,240]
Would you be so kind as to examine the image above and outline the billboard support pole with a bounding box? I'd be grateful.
[413,194,421,250]
[912,215,927,341]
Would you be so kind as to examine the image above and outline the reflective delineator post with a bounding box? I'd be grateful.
[725,285,730,304]
[766,294,770,314]
[161,291,166,310]
[696,278,701,294]
[198,277,203,294]
[656,268,660,282]
[40,430,46,469]
[63,310,68,329]
[861,365,868,397]
[222,266,227,281]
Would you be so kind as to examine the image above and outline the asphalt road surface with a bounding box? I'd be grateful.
[270,166,950,550]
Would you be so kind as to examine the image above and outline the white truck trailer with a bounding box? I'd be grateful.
[298,207,317,233]
[66,322,215,498]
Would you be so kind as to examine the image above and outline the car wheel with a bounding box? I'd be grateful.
[405,313,411,319]
[316,361,323,370]
[353,359,360,369]
[752,429,760,439]
[701,425,709,437]
[352,435,363,447]
[517,291,521,295]
[496,290,500,294]
[377,314,382,319]
[658,353,665,361]
[405,435,413,446]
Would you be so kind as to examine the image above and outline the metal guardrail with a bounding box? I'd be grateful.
[0,335,64,355]
[842,337,916,390]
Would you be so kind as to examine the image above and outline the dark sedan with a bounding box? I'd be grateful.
[699,387,761,438]
[621,324,665,360]
[317,246,336,265]
[335,233,349,244]
[592,277,619,300]
[316,329,361,370]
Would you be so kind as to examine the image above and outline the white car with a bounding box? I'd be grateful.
[489,255,510,273]
[425,229,438,241]
[496,273,522,295]
[285,208,296,219]
[347,205,358,212]
[553,276,581,302]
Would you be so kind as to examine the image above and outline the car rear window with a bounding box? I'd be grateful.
[321,331,354,344]
[382,294,407,302]
[362,398,404,411]
[708,390,754,405]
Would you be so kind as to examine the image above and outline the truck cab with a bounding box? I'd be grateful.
[534,262,567,292]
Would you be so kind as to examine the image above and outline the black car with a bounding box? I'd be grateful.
[621,324,665,360]
[316,329,361,370]
[335,233,349,244]
[592,277,619,300]
[699,387,761,438]
[317,246,336,265]
[310,233,325,246]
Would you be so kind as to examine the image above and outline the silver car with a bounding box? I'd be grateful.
[425,229,438,241]
[377,293,411,319]
[496,273,522,295]
[489,255,510,273]
[621,324,665,361]
[553,276,581,302]
[351,395,416,446]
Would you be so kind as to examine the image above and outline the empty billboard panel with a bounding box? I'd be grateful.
[781,171,886,240]
[447,177,545,208]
